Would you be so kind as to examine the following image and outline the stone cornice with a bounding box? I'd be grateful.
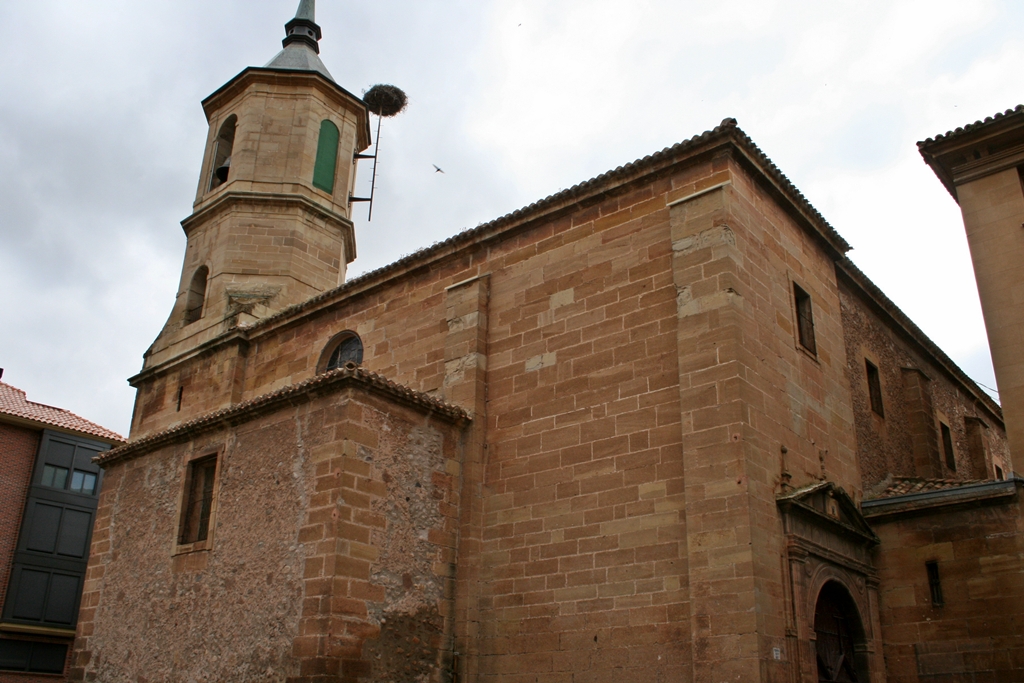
[101,366,471,468]
[201,67,371,151]
[918,105,1024,200]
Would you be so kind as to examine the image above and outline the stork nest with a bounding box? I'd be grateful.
[363,84,408,118]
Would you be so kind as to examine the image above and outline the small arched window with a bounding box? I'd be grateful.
[323,332,363,371]
[183,266,208,325]
[312,119,340,194]
[208,115,237,191]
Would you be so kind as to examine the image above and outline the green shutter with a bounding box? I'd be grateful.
[312,119,340,193]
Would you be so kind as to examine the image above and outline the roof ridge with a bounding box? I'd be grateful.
[241,116,850,334]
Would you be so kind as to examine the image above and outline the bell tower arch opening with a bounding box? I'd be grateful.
[183,266,208,325]
[208,115,236,191]
[813,581,868,683]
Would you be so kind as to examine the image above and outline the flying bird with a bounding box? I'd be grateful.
[433,165,445,174]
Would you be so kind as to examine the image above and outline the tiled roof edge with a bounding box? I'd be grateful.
[96,367,470,467]
[835,257,1003,424]
[0,383,125,443]
[917,105,1024,149]
[862,478,1019,517]
[242,118,851,334]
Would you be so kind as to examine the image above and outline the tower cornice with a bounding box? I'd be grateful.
[201,68,371,151]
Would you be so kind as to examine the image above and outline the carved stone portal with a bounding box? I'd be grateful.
[777,481,885,683]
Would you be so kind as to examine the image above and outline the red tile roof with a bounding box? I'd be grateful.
[869,476,989,500]
[0,381,124,443]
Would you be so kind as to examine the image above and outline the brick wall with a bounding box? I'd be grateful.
[837,278,1009,489]
[871,489,1024,682]
[0,423,73,683]
[0,422,39,617]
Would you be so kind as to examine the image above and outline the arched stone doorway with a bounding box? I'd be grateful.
[814,581,867,683]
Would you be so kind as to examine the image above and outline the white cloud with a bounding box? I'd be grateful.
[1,0,1021,433]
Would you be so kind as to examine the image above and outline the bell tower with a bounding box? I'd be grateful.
[144,0,371,372]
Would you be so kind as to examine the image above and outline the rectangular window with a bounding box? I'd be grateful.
[926,561,943,607]
[178,456,217,545]
[940,422,956,471]
[40,465,69,490]
[69,470,97,495]
[0,638,68,674]
[996,465,1004,480]
[866,360,884,417]
[793,283,816,355]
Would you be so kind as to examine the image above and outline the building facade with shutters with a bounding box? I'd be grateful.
[67,4,1024,683]
[0,374,122,681]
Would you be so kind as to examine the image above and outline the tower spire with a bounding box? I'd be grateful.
[264,0,333,81]
[283,0,322,53]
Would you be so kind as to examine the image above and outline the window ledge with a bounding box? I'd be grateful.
[0,623,75,638]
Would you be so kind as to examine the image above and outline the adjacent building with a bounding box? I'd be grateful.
[0,372,122,680]
[65,3,1024,682]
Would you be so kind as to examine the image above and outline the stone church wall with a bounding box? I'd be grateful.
[118,140,877,681]
[870,490,1024,683]
[71,384,464,683]
[837,273,1009,489]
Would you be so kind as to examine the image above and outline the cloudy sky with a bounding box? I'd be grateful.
[1,0,1022,438]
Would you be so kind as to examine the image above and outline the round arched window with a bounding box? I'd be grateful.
[326,334,363,370]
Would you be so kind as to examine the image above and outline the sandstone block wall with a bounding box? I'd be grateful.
[956,167,1024,474]
[121,137,883,681]
[871,490,1024,682]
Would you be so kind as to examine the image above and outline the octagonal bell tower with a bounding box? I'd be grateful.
[144,0,371,372]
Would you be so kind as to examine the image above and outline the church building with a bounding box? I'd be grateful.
[66,3,1024,682]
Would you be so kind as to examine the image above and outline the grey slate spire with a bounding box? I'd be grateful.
[264,0,334,81]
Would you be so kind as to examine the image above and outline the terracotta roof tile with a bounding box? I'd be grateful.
[99,365,468,467]
[868,476,990,500]
[0,381,124,443]
[918,105,1024,147]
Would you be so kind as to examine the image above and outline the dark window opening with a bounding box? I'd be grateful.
[69,471,97,495]
[176,386,184,412]
[0,638,68,674]
[996,465,1004,480]
[208,115,237,191]
[40,465,69,490]
[794,283,816,355]
[940,422,956,471]
[866,360,884,417]
[926,561,943,607]
[326,334,364,370]
[183,266,208,325]
[178,456,217,545]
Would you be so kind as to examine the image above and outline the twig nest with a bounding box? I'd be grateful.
[363,84,408,118]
